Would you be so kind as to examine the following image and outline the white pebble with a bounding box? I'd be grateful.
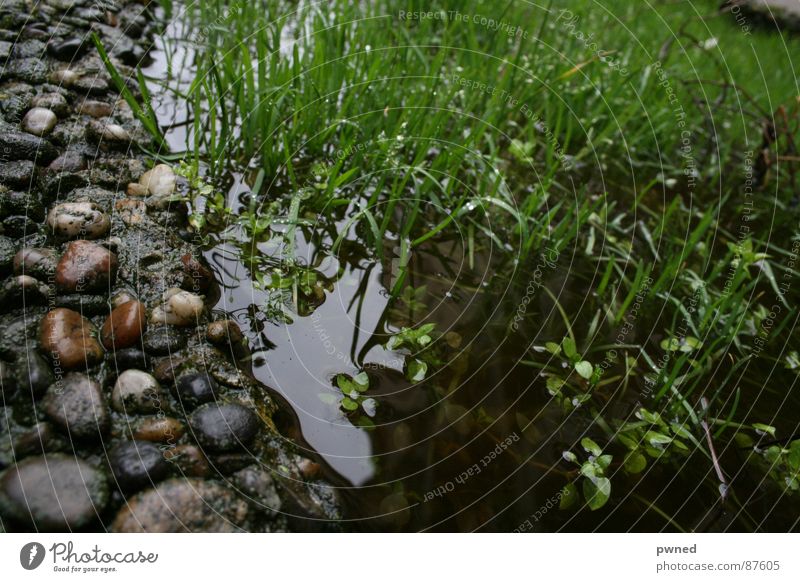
[139,164,176,197]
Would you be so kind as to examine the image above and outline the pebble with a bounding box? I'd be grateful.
[48,150,86,173]
[142,325,187,356]
[174,372,219,409]
[206,319,244,346]
[49,69,79,87]
[108,440,170,493]
[111,369,162,414]
[47,37,86,61]
[139,164,176,197]
[15,351,54,398]
[87,120,130,145]
[31,93,69,117]
[12,422,53,457]
[21,107,57,136]
[150,288,204,327]
[181,254,215,292]
[0,454,108,530]
[233,467,282,513]
[111,478,248,532]
[0,159,35,187]
[0,126,58,163]
[39,308,105,370]
[41,373,109,439]
[109,347,149,371]
[101,300,145,350]
[163,444,209,477]
[132,416,185,444]
[77,99,112,118]
[126,182,149,197]
[189,403,259,452]
[13,247,58,279]
[55,240,118,293]
[46,202,110,240]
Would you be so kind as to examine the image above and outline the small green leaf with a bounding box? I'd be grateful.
[406,358,428,382]
[753,423,776,437]
[583,476,611,510]
[545,342,561,355]
[574,360,593,380]
[581,437,602,457]
[562,337,578,360]
[562,451,578,464]
[560,483,578,509]
[353,371,370,389]
[596,454,613,470]
[341,397,359,411]
[645,431,673,447]
[623,451,647,474]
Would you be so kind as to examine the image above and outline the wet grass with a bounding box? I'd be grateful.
[118,0,800,530]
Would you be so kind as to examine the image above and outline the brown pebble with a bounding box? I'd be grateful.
[77,99,112,118]
[101,300,146,350]
[206,320,244,346]
[55,240,118,293]
[39,308,104,370]
[126,182,149,197]
[163,445,210,477]
[133,416,185,444]
[152,357,187,384]
[297,458,323,481]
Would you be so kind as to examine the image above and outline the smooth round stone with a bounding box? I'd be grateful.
[126,182,148,197]
[12,422,54,457]
[15,351,54,398]
[232,467,282,513]
[181,253,215,292]
[46,202,110,240]
[47,37,86,61]
[111,478,248,532]
[50,69,79,86]
[132,416,185,444]
[138,164,176,197]
[87,120,129,144]
[111,370,162,414]
[48,150,86,173]
[31,93,68,117]
[21,107,57,136]
[189,403,259,452]
[0,454,108,530]
[108,441,169,493]
[109,347,148,371]
[101,300,145,350]
[206,320,243,346]
[175,372,218,409]
[77,99,112,118]
[13,247,59,279]
[39,308,105,370]
[0,159,35,187]
[55,240,118,293]
[42,373,109,439]
[150,289,204,327]
[142,326,187,356]
[163,445,209,477]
